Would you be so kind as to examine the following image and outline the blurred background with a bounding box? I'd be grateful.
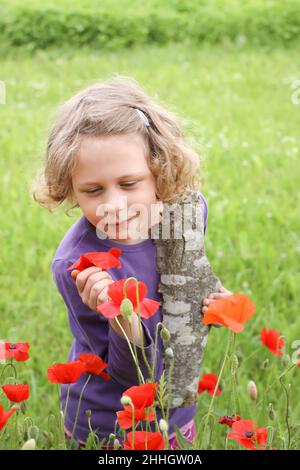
[0,0,299,449]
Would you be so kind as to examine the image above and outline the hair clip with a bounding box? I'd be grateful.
[131,106,151,128]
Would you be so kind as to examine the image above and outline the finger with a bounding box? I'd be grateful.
[96,280,115,307]
[81,271,112,300]
[75,267,103,293]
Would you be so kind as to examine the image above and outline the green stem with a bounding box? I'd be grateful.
[124,277,153,379]
[200,329,233,449]
[256,363,296,408]
[128,321,144,385]
[130,402,135,450]
[151,322,164,381]
[71,374,92,441]
[115,317,145,384]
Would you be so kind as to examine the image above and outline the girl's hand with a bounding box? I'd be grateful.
[71,267,114,312]
[200,284,233,328]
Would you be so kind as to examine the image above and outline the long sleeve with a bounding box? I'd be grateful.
[51,258,156,388]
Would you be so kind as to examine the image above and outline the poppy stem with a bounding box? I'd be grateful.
[128,321,145,385]
[200,329,233,449]
[256,363,296,408]
[165,356,175,425]
[151,322,164,381]
[114,317,145,384]
[71,374,92,442]
[0,363,17,384]
[124,277,153,380]
[130,402,135,450]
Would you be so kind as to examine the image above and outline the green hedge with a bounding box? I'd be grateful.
[0,0,300,50]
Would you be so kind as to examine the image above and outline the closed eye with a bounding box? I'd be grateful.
[85,182,137,194]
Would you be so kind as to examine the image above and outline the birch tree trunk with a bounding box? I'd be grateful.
[152,191,222,408]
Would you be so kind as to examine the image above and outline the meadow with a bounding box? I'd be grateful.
[0,40,300,449]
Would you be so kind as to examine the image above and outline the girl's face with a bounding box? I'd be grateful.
[71,133,161,244]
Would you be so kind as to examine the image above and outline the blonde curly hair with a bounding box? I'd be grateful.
[31,74,202,216]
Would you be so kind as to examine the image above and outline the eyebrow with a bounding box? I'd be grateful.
[78,173,146,186]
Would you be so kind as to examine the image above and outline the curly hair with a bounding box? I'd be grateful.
[31,74,202,216]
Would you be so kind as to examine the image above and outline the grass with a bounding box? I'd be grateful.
[0,41,300,449]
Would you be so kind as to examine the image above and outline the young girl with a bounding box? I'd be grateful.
[32,76,232,450]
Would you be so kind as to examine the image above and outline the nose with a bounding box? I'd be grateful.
[102,190,128,222]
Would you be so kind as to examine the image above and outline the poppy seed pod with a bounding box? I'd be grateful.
[109,433,115,441]
[85,409,92,417]
[247,380,258,401]
[120,298,134,322]
[121,395,133,407]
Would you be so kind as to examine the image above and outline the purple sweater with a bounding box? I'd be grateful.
[51,192,208,443]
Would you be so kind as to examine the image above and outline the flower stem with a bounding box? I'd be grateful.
[200,329,233,449]
[71,374,92,442]
[115,317,145,384]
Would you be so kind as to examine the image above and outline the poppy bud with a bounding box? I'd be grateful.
[109,433,115,441]
[120,298,134,322]
[165,347,174,359]
[159,419,168,433]
[121,395,133,407]
[21,438,36,450]
[231,354,239,374]
[114,438,121,450]
[247,380,258,401]
[268,403,276,421]
[160,327,171,341]
[85,409,92,417]
[261,359,269,369]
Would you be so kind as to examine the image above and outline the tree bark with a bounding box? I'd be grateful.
[152,191,222,408]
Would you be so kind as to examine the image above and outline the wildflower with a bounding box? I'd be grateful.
[219,415,241,428]
[202,293,256,333]
[228,420,268,450]
[260,328,285,357]
[2,384,30,403]
[77,353,110,380]
[117,406,155,429]
[121,383,158,409]
[0,342,30,362]
[198,374,222,396]
[67,248,122,271]
[97,278,160,319]
[47,361,86,384]
[123,431,165,450]
[0,404,17,430]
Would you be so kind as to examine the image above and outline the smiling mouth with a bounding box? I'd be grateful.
[108,215,138,226]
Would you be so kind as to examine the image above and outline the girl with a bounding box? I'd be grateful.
[32,76,232,450]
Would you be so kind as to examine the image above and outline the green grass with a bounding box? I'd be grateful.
[0,41,300,449]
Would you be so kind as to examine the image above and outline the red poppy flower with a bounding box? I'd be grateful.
[260,328,285,357]
[67,248,122,272]
[77,353,111,380]
[219,415,241,428]
[2,384,30,403]
[198,374,222,396]
[47,361,87,384]
[97,278,160,319]
[0,405,17,430]
[123,431,165,450]
[202,293,256,333]
[228,420,268,450]
[117,406,155,430]
[122,382,158,409]
[0,342,30,362]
